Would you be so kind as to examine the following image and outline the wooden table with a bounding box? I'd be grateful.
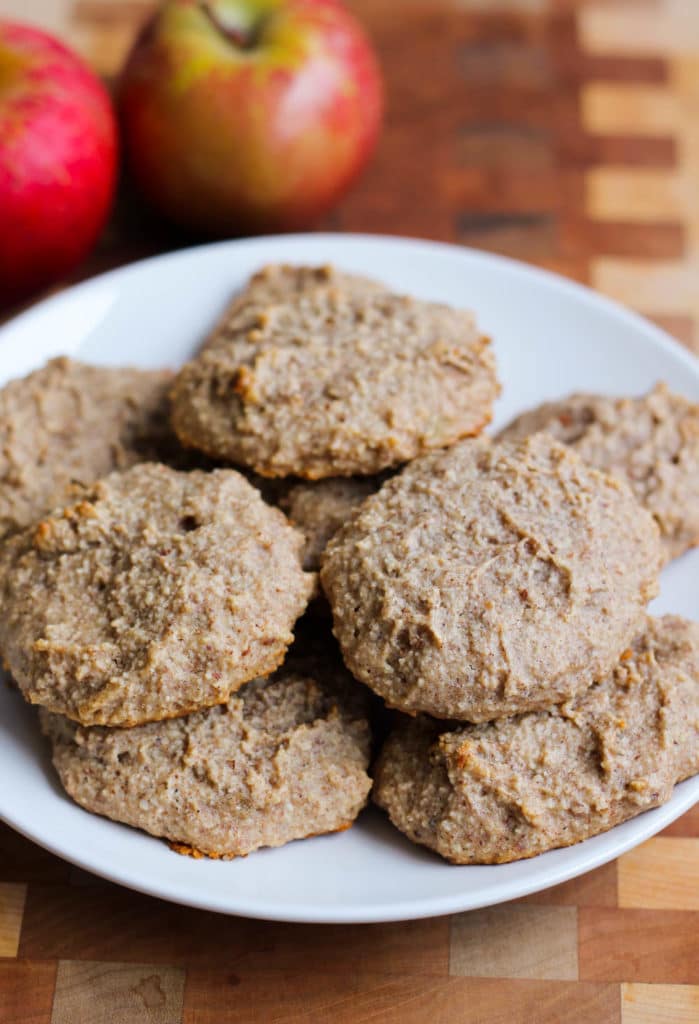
[1,2,698,1022]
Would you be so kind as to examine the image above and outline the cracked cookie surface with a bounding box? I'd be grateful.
[0,462,313,726]
[171,269,499,478]
[0,357,176,540]
[498,384,699,561]
[321,435,662,721]
[373,616,699,863]
[42,661,372,858]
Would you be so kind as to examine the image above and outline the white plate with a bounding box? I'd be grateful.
[0,234,697,924]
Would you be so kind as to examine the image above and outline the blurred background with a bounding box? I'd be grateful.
[1,0,697,355]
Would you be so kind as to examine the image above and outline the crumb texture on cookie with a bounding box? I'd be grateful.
[0,357,175,540]
[41,665,373,858]
[373,616,699,864]
[281,476,384,571]
[499,384,699,560]
[0,463,314,727]
[171,272,499,478]
[202,263,385,354]
[321,434,662,721]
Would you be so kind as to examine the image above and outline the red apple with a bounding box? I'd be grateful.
[0,22,118,307]
[118,0,383,235]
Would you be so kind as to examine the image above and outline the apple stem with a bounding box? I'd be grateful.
[199,2,261,51]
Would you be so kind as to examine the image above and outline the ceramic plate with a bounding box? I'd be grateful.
[0,234,697,923]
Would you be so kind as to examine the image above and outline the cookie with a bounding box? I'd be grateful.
[280,476,384,571]
[171,277,499,478]
[202,263,384,353]
[498,384,699,560]
[321,434,662,721]
[373,616,699,864]
[0,356,176,541]
[0,463,313,726]
[41,663,372,859]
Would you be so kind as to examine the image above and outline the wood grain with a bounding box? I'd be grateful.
[592,258,693,316]
[51,960,185,1024]
[0,825,70,884]
[574,134,677,168]
[0,960,57,1024]
[449,906,578,980]
[579,3,699,58]
[579,909,699,984]
[182,974,620,1024]
[618,838,699,909]
[19,884,449,974]
[516,861,618,907]
[662,802,699,837]
[582,83,678,135]
[621,983,699,1024]
[579,53,668,85]
[582,0,699,350]
[586,169,685,221]
[579,220,685,258]
[0,885,27,959]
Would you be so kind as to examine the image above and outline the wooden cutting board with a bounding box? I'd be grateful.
[0,2,698,1022]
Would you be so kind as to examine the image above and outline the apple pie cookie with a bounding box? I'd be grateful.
[42,662,372,858]
[498,383,699,561]
[0,357,175,540]
[373,616,699,863]
[0,462,313,726]
[171,268,499,477]
[321,434,662,721]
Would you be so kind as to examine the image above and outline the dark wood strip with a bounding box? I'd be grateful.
[18,884,448,974]
[579,54,668,85]
[661,804,699,838]
[0,826,71,886]
[517,862,618,908]
[584,221,685,259]
[565,134,677,168]
[0,960,56,1024]
[646,315,696,352]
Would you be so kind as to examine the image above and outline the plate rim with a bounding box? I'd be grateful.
[1,771,698,923]
[3,231,698,381]
[0,231,697,923]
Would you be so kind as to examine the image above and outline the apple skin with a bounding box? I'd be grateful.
[118,0,383,235]
[0,22,118,307]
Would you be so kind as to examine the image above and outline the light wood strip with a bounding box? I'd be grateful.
[450,905,578,981]
[51,960,185,1024]
[619,838,699,910]
[622,983,699,1024]
[582,84,677,135]
[580,1,699,59]
[0,885,26,959]
[586,168,685,222]
[591,257,697,316]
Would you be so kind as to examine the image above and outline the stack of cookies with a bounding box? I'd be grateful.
[0,263,697,866]
[320,435,699,863]
[0,350,370,858]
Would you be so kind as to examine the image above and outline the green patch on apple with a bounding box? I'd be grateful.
[118,0,384,235]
